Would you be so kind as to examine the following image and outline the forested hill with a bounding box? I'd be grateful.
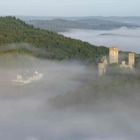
[0,16,108,62]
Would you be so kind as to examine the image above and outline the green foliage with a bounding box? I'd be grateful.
[0,16,108,62]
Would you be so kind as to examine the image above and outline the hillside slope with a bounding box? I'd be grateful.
[0,16,108,62]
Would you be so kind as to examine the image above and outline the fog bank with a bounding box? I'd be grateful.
[59,28,140,53]
[0,55,140,140]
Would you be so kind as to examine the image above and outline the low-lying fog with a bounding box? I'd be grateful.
[59,27,140,53]
[1,55,140,140]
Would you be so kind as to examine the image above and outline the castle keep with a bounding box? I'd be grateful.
[128,53,135,66]
[109,48,119,64]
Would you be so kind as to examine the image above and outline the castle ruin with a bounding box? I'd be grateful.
[98,47,135,76]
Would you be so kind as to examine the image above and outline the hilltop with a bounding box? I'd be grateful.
[0,16,108,62]
[26,17,140,32]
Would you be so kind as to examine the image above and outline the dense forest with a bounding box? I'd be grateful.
[0,16,108,62]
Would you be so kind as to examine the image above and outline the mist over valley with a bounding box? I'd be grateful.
[60,27,140,53]
[1,55,140,140]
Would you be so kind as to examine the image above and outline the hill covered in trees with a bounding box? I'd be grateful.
[0,16,108,62]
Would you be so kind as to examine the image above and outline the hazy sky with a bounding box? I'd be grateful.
[0,0,140,17]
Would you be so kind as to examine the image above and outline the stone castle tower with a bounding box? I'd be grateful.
[98,63,106,76]
[109,48,119,64]
[98,56,108,76]
[128,53,135,66]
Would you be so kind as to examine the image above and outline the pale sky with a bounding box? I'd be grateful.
[0,0,140,17]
